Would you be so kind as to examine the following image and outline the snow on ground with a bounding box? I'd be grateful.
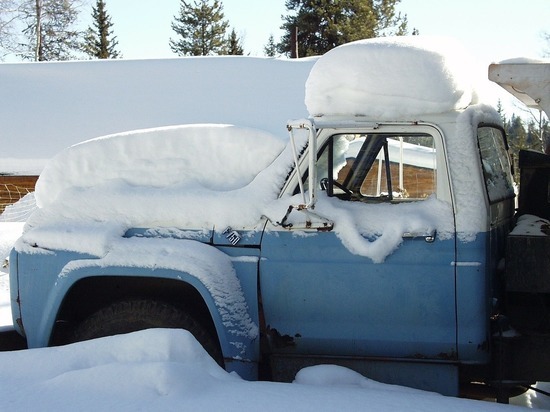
[0,325,535,411]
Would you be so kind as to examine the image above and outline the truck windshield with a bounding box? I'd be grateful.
[317,133,437,202]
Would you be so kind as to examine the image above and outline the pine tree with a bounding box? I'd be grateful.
[83,0,120,59]
[170,0,229,56]
[264,34,277,57]
[279,0,408,57]
[496,99,506,124]
[20,0,82,61]
[506,114,528,185]
[225,28,243,55]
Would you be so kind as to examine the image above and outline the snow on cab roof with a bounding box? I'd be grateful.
[305,36,477,119]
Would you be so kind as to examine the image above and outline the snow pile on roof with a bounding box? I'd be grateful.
[305,36,477,119]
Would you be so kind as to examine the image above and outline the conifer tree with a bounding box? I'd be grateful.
[506,114,528,185]
[225,28,243,55]
[83,0,120,59]
[170,0,229,56]
[264,34,277,57]
[279,0,408,57]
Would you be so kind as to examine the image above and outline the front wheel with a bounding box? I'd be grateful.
[72,299,223,366]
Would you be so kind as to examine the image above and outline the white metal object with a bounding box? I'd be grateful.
[488,61,550,117]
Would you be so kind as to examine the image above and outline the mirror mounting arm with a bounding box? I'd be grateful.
[287,119,317,209]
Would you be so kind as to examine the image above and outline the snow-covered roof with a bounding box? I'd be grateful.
[1,56,316,174]
[305,36,478,119]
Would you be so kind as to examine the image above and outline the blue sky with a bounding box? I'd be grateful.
[100,0,549,63]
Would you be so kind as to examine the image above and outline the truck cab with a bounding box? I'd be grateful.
[260,109,514,395]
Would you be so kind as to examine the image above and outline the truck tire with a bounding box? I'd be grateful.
[71,299,223,366]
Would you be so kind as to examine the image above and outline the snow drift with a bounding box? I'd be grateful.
[0,328,528,411]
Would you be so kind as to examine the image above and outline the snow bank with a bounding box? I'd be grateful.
[305,36,477,118]
[0,328,526,411]
[0,56,316,172]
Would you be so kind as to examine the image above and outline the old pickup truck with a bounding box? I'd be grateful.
[9,37,550,401]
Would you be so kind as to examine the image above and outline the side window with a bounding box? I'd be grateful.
[317,133,437,202]
[477,126,514,203]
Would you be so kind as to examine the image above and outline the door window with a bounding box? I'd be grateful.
[317,133,437,202]
[477,126,514,203]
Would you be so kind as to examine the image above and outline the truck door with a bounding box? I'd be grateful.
[260,126,457,361]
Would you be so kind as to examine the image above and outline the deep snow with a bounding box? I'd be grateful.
[0,326,534,411]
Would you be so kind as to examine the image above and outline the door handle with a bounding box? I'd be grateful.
[402,230,436,243]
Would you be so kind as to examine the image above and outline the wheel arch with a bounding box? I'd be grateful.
[53,274,215,340]
[40,261,259,377]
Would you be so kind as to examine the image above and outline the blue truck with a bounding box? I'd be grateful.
[8,38,550,401]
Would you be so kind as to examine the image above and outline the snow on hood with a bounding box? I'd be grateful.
[35,124,287,208]
[305,36,477,119]
[20,124,305,256]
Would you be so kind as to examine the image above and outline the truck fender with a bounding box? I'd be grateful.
[25,248,259,376]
